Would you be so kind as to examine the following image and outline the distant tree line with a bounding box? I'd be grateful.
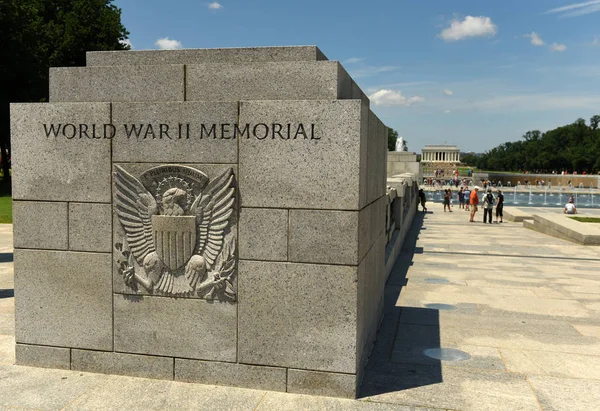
[462,115,600,174]
[0,0,130,187]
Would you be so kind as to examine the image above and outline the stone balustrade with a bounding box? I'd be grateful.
[384,173,419,276]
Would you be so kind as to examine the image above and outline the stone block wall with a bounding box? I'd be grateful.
[385,173,419,276]
[11,46,388,398]
[387,151,421,177]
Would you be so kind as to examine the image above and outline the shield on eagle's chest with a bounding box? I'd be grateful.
[151,215,197,271]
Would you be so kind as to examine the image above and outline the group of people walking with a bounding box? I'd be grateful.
[466,187,504,223]
[417,186,504,223]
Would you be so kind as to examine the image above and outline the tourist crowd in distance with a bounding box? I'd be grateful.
[418,186,505,223]
[461,187,504,224]
[418,187,579,219]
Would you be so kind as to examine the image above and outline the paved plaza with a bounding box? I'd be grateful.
[1,204,600,410]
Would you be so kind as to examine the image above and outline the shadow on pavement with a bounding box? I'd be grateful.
[359,211,443,397]
[0,289,14,299]
[0,253,13,263]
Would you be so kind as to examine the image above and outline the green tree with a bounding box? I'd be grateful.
[387,127,398,151]
[476,115,600,173]
[460,154,477,166]
[0,0,130,188]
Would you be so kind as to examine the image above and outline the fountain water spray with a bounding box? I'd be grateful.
[557,187,563,206]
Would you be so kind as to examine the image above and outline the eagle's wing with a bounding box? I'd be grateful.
[114,165,157,265]
[190,168,235,269]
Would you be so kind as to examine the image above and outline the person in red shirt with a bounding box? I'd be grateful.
[469,186,479,222]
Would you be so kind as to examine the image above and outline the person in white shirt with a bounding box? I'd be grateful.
[564,198,577,214]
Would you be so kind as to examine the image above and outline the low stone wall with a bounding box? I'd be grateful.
[503,207,533,222]
[387,151,421,177]
[385,173,419,277]
[525,213,600,245]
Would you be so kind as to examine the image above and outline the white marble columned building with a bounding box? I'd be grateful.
[421,144,461,163]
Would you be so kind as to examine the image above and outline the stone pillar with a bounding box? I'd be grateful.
[11,46,387,399]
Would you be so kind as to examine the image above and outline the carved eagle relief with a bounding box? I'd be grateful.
[113,165,236,301]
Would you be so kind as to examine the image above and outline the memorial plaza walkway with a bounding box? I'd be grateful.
[1,203,600,410]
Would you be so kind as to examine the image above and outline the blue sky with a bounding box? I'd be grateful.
[114,0,600,153]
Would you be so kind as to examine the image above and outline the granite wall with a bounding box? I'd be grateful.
[10,46,390,398]
[385,173,419,277]
[386,151,421,177]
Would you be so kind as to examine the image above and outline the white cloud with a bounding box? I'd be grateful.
[443,89,453,96]
[208,2,223,9]
[525,32,544,46]
[343,57,364,64]
[593,36,599,45]
[350,65,400,78]
[368,89,425,107]
[549,42,567,52]
[120,38,133,49]
[366,81,432,93]
[545,1,600,17]
[444,110,452,114]
[156,37,183,50]
[439,16,497,42]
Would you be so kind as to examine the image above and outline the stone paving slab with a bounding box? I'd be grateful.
[391,344,506,372]
[503,207,533,222]
[399,308,581,336]
[362,363,541,411]
[527,375,600,411]
[527,212,600,245]
[500,348,600,379]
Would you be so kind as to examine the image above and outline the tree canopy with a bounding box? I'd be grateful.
[0,0,130,186]
[461,116,600,174]
[388,127,398,151]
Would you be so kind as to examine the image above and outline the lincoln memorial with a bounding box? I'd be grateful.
[421,144,461,163]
